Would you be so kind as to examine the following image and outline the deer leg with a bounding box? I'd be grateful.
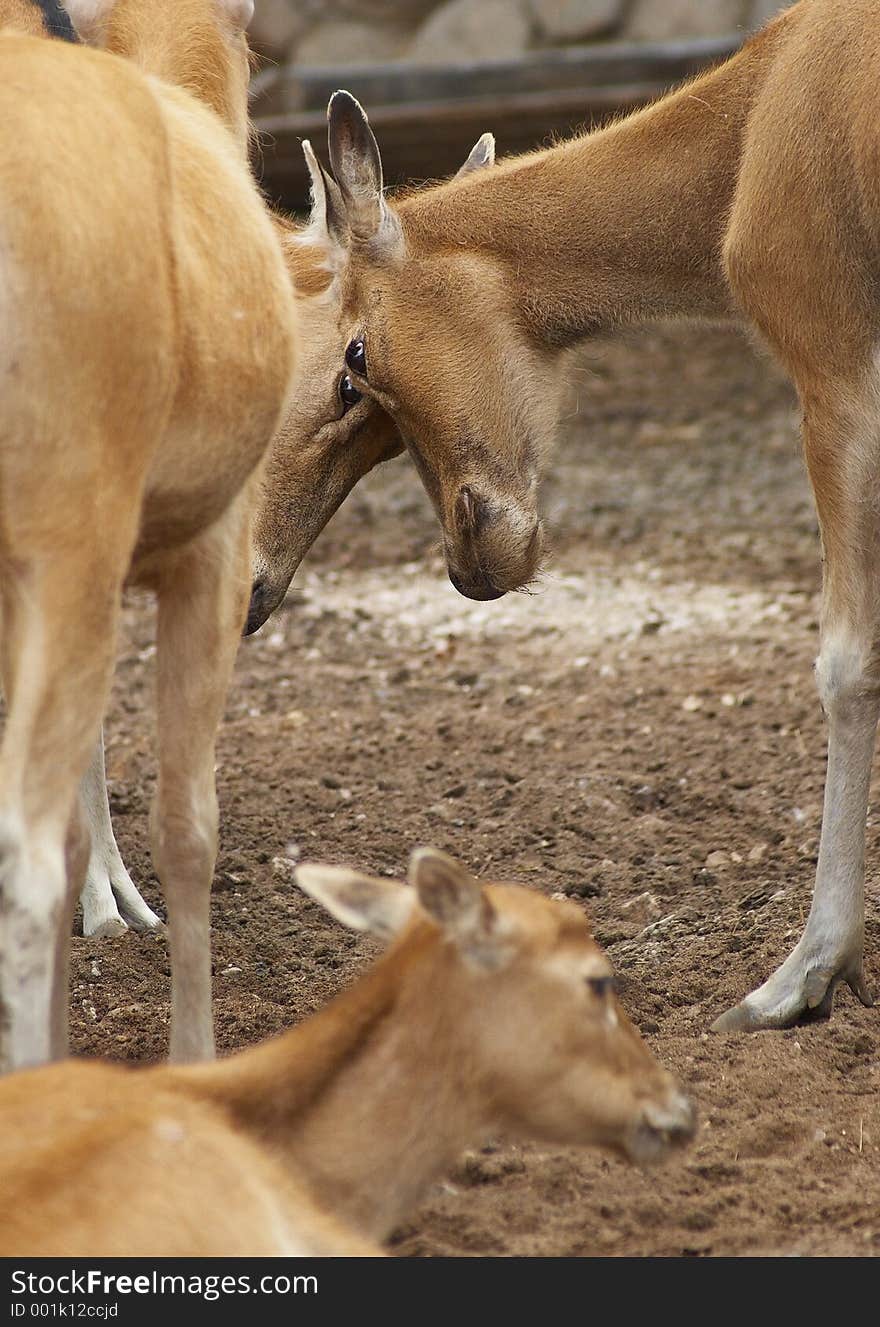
[151,495,251,1063]
[0,556,124,1069]
[79,729,163,938]
[714,385,878,1031]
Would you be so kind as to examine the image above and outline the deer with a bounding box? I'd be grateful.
[246,0,880,1037]
[0,0,297,1072]
[0,2,165,946]
[0,847,695,1256]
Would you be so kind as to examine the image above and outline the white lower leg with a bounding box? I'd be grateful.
[79,733,163,937]
[714,637,877,1031]
[0,815,69,1070]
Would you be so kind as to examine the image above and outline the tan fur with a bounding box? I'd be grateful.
[250,0,880,1030]
[0,1,297,1069]
[0,0,48,35]
[0,851,693,1255]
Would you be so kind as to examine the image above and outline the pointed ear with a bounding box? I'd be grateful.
[302,140,348,249]
[408,848,514,970]
[64,0,114,40]
[294,864,414,940]
[454,132,495,179]
[327,90,403,255]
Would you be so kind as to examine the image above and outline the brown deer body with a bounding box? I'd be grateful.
[249,0,879,1034]
[0,850,694,1255]
[0,3,166,946]
[0,0,297,1070]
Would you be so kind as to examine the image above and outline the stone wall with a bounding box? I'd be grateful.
[251,0,791,66]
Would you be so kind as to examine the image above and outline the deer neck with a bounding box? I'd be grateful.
[400,27,783,348]
[182,931,488,1242]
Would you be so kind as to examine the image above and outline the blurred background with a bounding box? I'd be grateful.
[250,1,790,210]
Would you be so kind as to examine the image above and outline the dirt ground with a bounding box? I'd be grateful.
[70,321,880,1258]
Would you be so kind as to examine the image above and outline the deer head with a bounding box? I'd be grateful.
[317,91,556,604]
[246,122,506,633]
[296,848,695,1166]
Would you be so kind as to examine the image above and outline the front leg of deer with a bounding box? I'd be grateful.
[714,390,878,1031]
[0,548,127,1069]
[79,730,164,938]
[151,497,251,1063]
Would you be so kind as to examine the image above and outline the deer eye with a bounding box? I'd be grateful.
[345,338,367,377]
[587,976,615,998]
[338,373,363,416]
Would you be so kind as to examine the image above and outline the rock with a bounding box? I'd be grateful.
[631,813,667,842]
[626,0,747,41]
[408,0,532,65]
[705,850,730,870]
[335,0,439,17]
[529,0,623,44]
[295,17,412,67]
[621,891,661,924]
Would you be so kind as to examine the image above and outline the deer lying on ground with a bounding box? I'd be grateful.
[0,848,695,1255]
[0,0,297,1070]
[248,0,880,1035]
[0,0,163,943]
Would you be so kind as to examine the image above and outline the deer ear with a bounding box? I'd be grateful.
[294,864,414,940]
[302,140,348,249]
[327,90,402,255]
[454,132,495,179]
[408,848,514,970]
[63,0,114,40]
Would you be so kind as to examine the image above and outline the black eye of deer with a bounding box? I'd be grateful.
[345,338,367,377]
[338,373,362,415]
[587,976,614,998]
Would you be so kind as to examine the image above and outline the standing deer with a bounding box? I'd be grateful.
[0,7,494,945]
[249,0,880,1034]
[0,849,694,1256]
[0,1,164,944]
[0,0,297,1070]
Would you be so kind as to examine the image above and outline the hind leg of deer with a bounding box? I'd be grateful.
[79,730,163,938]
[151,495,251,1062]
[0,557,124,1069]
[714,381,878,1031]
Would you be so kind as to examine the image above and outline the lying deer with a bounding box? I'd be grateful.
[0,0,297,1070]
[0,848,695,1255]
[248,0,880,1035]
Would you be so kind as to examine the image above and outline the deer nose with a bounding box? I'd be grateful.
[643,1092,697,1146]
[244,577,271,636]
[448,565,505,601]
